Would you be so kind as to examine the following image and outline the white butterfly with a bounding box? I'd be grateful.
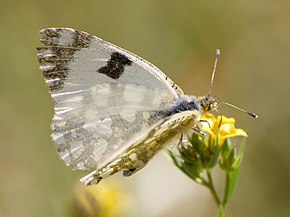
[37,28,257,185]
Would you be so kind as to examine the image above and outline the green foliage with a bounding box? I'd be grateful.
[167,131,247,217]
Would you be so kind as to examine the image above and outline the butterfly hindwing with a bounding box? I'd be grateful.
[51,83,175,170]
[80,110,198,185]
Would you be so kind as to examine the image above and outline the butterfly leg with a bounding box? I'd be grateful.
[192,127,206,136]
[192,119,206,136]
[199,119,212,128]
[123,160,146,177]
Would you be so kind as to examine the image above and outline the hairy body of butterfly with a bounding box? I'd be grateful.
[37,28,220,185]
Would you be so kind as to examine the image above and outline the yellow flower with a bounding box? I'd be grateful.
[200,113,248,147]
[73,180,133,217]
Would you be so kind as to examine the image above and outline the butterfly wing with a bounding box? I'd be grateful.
[80,110,198,185]
[37,28,183,96]
[37,28,184,171]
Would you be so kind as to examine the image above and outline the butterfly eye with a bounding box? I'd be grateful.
[208,104,213,111]
[208,104,212,110]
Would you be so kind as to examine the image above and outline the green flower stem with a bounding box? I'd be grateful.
[218,205,225,217]
[222,172,230,205]
[205,169,221,206]
[204,170,227,217]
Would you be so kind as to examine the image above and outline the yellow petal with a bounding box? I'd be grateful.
[199,113,248,148]
[234,128,248,137]
[200,113,216,130]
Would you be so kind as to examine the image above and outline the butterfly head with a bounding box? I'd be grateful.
[198,96,221,113]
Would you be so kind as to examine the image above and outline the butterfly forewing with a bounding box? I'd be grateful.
[37,28,184,171]
[37,28,183,96]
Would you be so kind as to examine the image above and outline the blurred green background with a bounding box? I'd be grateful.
[1,0,289,217]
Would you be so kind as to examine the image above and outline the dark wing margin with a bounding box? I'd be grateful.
[37,28,93,92]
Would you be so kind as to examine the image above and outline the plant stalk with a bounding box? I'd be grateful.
[205,169,221,206]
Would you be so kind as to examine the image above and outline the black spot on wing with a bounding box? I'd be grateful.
[97,52,132,79]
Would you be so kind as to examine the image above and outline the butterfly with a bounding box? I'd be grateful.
[37,28,257,185]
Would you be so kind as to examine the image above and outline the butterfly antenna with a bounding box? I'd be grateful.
[207,49,220,97]
[220,101,258,118]
[206,49,258,119]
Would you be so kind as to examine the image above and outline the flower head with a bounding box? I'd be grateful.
[200,113,248,147]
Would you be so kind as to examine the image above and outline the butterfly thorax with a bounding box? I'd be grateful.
[162,95,220,118]
[162,96,201,117]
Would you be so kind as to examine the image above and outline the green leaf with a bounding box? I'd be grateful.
[183,161,203,181]
[165,149,204,184]
[219,140,231,170]
[223,142,245,204]
[190,133,204,154]
[223,164,242,204]
[179,143,197,163]
[232,139,246,169]
[223,140,246,204]
[221,139,231,156]
[165,150,182,168]
[227,148,236,169]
